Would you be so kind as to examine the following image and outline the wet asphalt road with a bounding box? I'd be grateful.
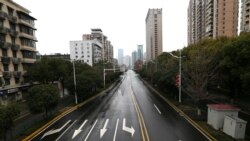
[31,70,208,141]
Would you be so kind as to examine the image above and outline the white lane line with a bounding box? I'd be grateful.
[84,120,98,141]
[113,119,119,141]
[154,104,162,115]
[55,120,77,141]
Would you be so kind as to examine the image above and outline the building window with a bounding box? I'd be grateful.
[3,64,9,71]
[13,50,17,58]
[75,56,78,58]
[14,64,18,71]
[7,7,14,16]
[87,55,90,58]
[15,78,19,84]
[11,37,15,44]
[75,43,77,46]
[75,52,78,54]
[2,49,7,56]
[19,25,34,35]
[0,19,3,28]
[22,51,35,59]
[154,14,157,18]
[0,34,5,43]
[20,38,36,47]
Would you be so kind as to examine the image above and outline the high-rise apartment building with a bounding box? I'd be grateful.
[118,48,123,66]
[0,0,37,103]
[146,8,163,61]
[82,29,113,63]
[241,0,250,32]
[188,0,238,45]
[131,50,137,69]
[70,39,102,66]
[137,45,143,62]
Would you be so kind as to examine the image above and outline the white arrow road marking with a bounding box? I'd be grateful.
[113,119,119,141]
[84,120,98,141]
[56,120,77,141]
[72,120,88,139]
[118,90,122,95]
[41,120,71,139]
[100,119,109,138]
[122,118,135,137]
[154,104,162,115]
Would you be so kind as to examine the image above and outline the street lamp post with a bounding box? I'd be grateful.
[168,49,183,103]
[72,60,78,105]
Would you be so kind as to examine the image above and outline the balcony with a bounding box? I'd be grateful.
[12,58,20,64]
[1,56,10,64]
[0,27,8,34]
[22,58,36,64]
[19,19,35,29]
[8,29,18,37]
[19,32,36,41]
[13,71,21,78]
[11,44,20,51]
[3,71,11,78]
[8,14,17,23]
[0,11,7,19]
[20,45,36,52]
[0,42,11,49]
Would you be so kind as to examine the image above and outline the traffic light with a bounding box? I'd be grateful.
[175,74,180,87]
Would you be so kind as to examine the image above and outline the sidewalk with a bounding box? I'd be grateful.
[4,95,75,141]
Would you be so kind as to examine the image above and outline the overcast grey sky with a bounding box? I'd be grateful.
[14,0,189,58]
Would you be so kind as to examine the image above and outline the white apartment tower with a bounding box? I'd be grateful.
[118,48,123,66]
[70,39,102,66]
[146,8,163,61]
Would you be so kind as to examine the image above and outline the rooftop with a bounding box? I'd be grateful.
[207,104,240,111]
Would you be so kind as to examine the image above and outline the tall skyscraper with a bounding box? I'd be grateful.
[123,55,131,69]
[118,49,124,66]
[131,51,137,69]
[241,0,250,32]
[137,45,143,61]
[188,0,239,45]
[146,8,163,61]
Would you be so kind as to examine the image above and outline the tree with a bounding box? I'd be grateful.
[0,103,20,141]
[27,57,71,84]
[26,84,60,119]
[219,32,250,98]
[182,39,225,102]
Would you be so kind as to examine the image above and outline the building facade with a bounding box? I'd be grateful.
[137,44,143,61]
[70,39,102,66]
[123,55,131,69]
[131,50,137,69]
[82,29,113,63]
[118,48,123,66]
[145,8,163,61]
[0,0,37,104]
[188,0,238,45]
[241,0,250,32]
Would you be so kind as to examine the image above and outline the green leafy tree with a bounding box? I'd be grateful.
[0,103,20,141]
[26,84,60,119]
[219,32,250,98]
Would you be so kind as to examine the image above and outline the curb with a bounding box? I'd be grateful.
[22,82,117,141]
[141,79,217,141]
